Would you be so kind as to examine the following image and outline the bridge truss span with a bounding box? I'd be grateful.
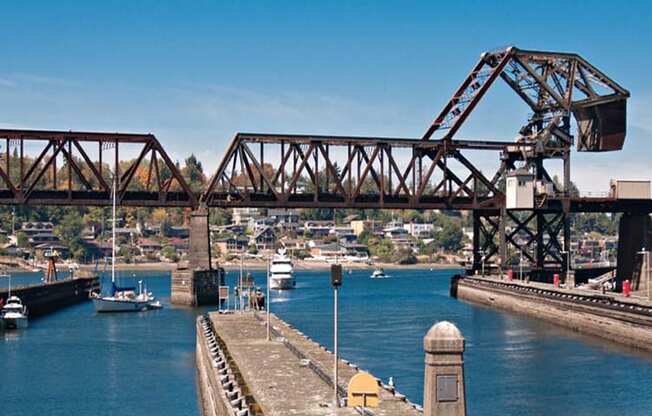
[0,129,196,207]
[201,133,531,210]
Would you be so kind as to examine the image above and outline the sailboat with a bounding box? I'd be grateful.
[91,175,161,312]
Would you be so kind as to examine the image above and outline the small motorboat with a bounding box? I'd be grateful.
[1,295,29,329]
[371,268,388,279]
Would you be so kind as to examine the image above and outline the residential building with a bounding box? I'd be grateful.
[403,223,435,238]
[137,238,162,256]
[303,220,335,238]
[350,219,383,236]
[330,226,356,243]
[233,208,260,226]
[215,236,249,254]
[342,243,370,261]
[21,222,55,236]
[168,237,190,255]
[29,233,60,247]
[248,216,275,233]
[310,243,346,260]
[166,226,190,239]
[33,243,68,259]
[252,226,276,250]
[268,208,300,231]
[384,226,409,240]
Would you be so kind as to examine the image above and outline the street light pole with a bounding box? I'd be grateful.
[330,264,343,408]
[638,247,650,300]
[266,256,271,341]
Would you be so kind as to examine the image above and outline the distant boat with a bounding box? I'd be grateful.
[91,175,162,313]
[1,274,28,329]
[269,248,295,290]
[371,268,388,279]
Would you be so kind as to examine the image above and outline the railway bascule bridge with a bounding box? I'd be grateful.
[1,47,649,304]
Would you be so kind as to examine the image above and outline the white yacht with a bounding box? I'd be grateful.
[1,274,28,329]
[1,296,29,329]
[371,268,388,279]
[269,248,295,290]
[92,175,162,313]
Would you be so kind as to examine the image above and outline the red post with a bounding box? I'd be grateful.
[507,269,513,281]
[623,280,631,297]
[553,274,560,288]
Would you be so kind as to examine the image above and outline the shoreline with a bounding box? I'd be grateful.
[69,260,462,273]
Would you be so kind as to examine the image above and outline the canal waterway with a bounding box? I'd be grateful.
[2,268,652,415]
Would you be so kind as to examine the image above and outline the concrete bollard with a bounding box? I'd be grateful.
[423,321,466,416]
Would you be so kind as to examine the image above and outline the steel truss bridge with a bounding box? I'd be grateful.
[0,46,649,284]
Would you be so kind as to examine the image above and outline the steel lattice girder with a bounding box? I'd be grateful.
[201,133,518,209]
[421,46,630,152]
[473,210,567,269]
[0,129,197,207]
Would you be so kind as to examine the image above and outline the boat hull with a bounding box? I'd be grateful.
[93,298,149,313]
[269,277,295,290]
[2,316,28,329]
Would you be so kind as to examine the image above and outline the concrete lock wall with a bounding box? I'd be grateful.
[195,319,236,416]
[171,269,223,306]
[455,278,652,352]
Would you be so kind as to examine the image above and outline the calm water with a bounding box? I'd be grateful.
[2,269,652,415]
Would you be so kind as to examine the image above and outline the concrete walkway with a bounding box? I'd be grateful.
[209,311,421,416]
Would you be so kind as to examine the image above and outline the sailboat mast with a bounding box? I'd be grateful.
[112,173,117,284]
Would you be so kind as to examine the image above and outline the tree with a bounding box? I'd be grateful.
[247,244,258,255]
[368,238,394,262]
[395,248,417,264]
[55,211,93,260]
[55,211,84,244]
[161,245,178,262]
[436,221,464,252]
[182,154,206,193]
[16,231,29,248]
[357,230,373,245]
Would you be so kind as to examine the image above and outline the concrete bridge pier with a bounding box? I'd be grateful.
[616,213,651,292]
[171,207,224,306]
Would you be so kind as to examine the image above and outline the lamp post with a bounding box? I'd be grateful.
[330,263,343,408]
[638,247,650,300]
[266,256,271,341]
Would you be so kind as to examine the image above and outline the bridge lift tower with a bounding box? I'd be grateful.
[420,46,631,282]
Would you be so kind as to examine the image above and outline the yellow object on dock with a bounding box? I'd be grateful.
[347,372,379,407]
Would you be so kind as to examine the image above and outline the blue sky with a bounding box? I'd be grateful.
[1,1,650,191]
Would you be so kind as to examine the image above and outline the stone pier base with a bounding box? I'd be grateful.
[171,268,224,306]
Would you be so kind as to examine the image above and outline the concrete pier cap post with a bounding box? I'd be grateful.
[423,321,466,416]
